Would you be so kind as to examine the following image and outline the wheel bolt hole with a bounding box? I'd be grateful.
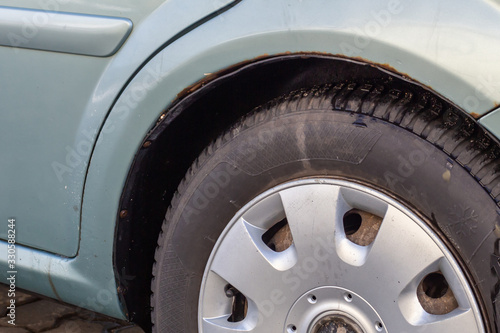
[262,218,293,252]
[422,272,449,298]
[308,294,317,304]
[344,293,353,302]
[417,271,458,315]
[342,209,382,246]
[287,324,297,332]
[343,211,362,235]
[224,284,247,323]
[375,321,383,331]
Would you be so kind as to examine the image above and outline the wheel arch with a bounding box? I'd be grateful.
[111,53,500,328]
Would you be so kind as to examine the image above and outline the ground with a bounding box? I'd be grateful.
[0,284,144,333]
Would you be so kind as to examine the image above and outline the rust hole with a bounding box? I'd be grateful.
[343,209,382,246]
[262,218,293,252]
[119,210,128,219]
[417,272,458,315]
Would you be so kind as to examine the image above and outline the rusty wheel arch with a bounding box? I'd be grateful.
[113,53,483,330]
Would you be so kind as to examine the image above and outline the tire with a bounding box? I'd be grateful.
[151,82,500,332]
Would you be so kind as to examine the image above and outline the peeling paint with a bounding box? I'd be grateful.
[48,264,63,302]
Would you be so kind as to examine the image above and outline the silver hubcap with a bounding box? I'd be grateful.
[199,179,485,332]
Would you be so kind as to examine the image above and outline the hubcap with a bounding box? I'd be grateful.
[199,179,485,332]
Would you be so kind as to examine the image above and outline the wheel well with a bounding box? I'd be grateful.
[113,54,479,330]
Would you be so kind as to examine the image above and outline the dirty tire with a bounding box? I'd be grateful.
[151,82,500,332]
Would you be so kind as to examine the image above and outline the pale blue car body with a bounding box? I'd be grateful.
[1,0,500,319]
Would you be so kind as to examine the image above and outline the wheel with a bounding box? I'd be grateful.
[151,82,500,332]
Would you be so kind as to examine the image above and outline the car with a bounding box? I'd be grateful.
[1,0,500,332]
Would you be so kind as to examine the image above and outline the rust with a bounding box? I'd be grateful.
[331,53,411,77]
[470,112,481,119]
[142,141,152,148]
[176,53,271,99]
[377,62,400,73]
[119,210,128,219]
[117,285,126,294]
[47,266,63,302]
[176,52,420,101]
[175,51,443,109]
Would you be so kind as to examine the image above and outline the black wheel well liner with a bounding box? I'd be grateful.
[113,54,492,330]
